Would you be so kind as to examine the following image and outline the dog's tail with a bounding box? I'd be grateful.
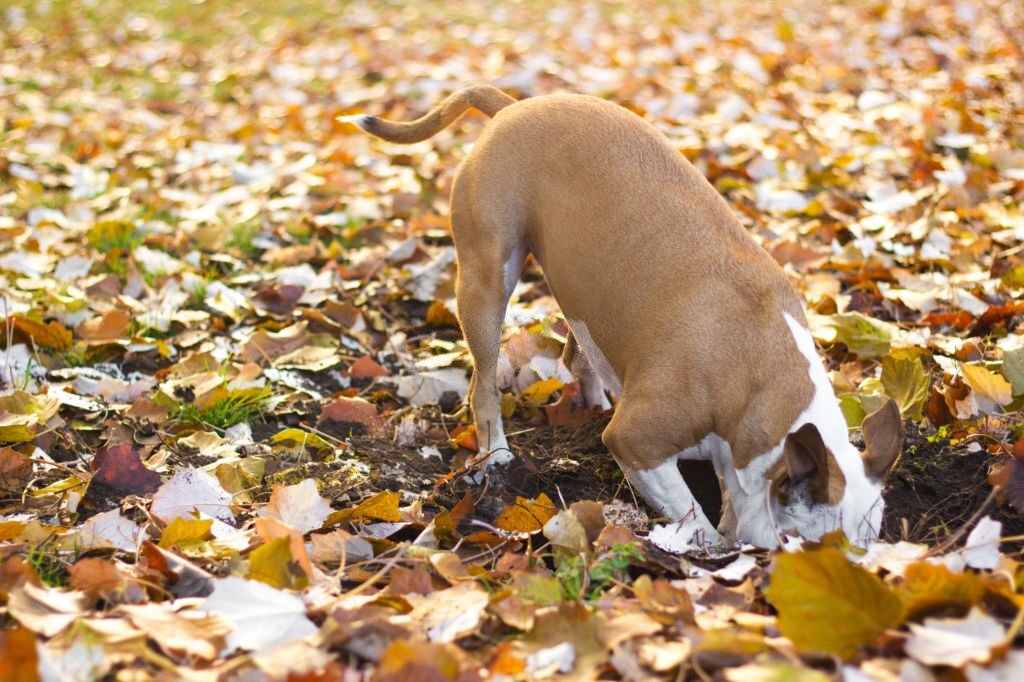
[338,85,517,144]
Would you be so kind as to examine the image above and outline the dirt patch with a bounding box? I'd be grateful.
[243,408,1023,551]
[882,425,1024,551]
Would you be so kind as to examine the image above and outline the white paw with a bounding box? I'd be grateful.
[648,517,725,554]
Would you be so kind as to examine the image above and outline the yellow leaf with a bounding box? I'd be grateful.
[495,493,556,534]
[158,517,213,550]
[520,378,564,406]
[248,537,308,590]
[271,428,332,452]
[826,312,894,359]
[962,364,1013,408]
[897,562,987,620]
[351,490,402,522]
[765,548,903,660]
[880,355,931,421]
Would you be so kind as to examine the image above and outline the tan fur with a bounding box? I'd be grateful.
[347,84,516,144]
[349,86,815,477]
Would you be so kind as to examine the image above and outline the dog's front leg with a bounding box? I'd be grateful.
[617,457,724,546]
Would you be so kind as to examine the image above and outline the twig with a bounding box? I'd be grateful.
[925,486,999,557]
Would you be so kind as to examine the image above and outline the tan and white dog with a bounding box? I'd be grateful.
[342,85,903,548]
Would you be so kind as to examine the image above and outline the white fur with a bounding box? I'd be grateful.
[336,114,373,129]
[619,455,723,545]
[715,314,884,547]
[619,312,884,549]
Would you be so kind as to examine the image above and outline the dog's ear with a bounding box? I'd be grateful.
[782,423,825,484]
[861,399,903,481]
[778,423,846,505]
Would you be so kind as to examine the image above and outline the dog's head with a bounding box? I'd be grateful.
[748,400,902,548]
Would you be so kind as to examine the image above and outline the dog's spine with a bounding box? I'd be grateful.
[338,85,517,143]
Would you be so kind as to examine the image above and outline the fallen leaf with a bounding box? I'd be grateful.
[0,626,40,682]
[0,446,32,492]
[257,479,332,534]
[122,602,231,661]
[68,558,126,601]
[8,582,89,637]
[350,490,403,523]
[158,516,214,550]
[198,576,318,652]
[77,509,144,552]
[317,396,379,429]
[90,443,161,495]
[496,493,557,534]
[151,467,235,525]
[377,640,464,682]
[905,607,1005,667]
[75,310,131,342]
[765,548,903,659]
[349,355,389,378]
[962,516,1002,570]
[897,561,988,620]
[961,364,1014,412]
[633,575,695,626]
[880,355,931,421]
[724,662,832,682]
[407,582,490,642]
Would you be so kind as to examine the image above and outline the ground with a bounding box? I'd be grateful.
[2,0,1024,680]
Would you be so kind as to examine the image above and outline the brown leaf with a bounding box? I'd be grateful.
[0,446,32,493]
[122,602,231,661]
[989,454,1024,512]
[69,557,127,601]
[0,626,40,682]
[633,575,695,626]
[349,354,389,379]
[0,556,40,601]
[377,640,465,682]
[253,284,304,316]
[7,315,72,350]
[75,310,131,342]
[387,566,436,595]
[545,382,605,428]
[318,395,379,429]
[90,443,161,494]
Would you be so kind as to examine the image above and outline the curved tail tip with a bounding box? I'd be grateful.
[336,114,374,130]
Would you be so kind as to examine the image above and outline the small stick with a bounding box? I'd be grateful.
[925,486,999,557]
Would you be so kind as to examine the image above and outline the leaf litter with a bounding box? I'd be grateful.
[2,0,1024,679]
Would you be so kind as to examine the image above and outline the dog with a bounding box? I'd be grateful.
[341,85,902,548]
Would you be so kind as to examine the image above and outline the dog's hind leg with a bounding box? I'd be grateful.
[451,197,527,469]
[562,331,612,410]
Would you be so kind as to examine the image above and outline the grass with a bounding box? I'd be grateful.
[26,541,70,588]
[176,386,273,430]
[225,221,263,257]
[555,542,642,601]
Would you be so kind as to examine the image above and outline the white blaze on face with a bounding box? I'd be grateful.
[774,312,886,546]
